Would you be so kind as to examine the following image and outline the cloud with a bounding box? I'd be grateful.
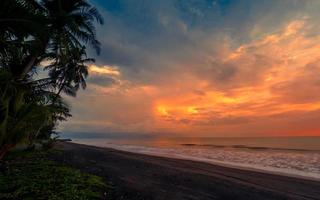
[60,0,320,136]
[149,19,320,135]
[87,65,121,87]
[87,76,116,87]
[89,65,121,76]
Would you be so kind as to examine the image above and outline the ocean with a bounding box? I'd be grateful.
[62,134,320,180]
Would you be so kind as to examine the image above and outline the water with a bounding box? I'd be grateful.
[65,135,320,180]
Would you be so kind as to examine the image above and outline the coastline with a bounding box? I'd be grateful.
[51,141,320,200]
[87,142,320,182]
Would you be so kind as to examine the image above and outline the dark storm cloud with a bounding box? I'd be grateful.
[87,75,116,87]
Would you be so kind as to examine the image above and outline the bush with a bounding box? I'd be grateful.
[0,150,112,200]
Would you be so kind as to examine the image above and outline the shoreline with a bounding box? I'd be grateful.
[115,147,320,182]
[71,140,320,182]
[51,141,320,200]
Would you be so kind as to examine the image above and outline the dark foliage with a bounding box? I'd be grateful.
[0,0,103,158]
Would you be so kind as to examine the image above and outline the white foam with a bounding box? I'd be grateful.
[72,139,320,181]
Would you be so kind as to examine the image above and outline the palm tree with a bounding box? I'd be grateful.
[0,0,47,77]
[18,0,104,79]
[0,68,71,159]
[0,0,103,159]
[46,46,94,97]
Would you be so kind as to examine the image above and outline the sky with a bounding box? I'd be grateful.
[60,0,320,137]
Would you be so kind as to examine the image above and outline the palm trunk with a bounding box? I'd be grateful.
[18,37,49,80]
[18,55,38,79]
[57,83,65,96]
[52,81,66,104]
[54,80,66,99]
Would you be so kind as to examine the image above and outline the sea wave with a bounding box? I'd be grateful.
[71,139,320,181]
[103,143,320,181]
[180,143,320,152]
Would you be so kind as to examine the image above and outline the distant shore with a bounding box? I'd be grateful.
[51,141,320,200]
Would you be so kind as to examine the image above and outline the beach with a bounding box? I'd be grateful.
[51,141,320,200]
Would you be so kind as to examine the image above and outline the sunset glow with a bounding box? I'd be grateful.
[89,65,121,76]
[61,0,320,137]
[4,1,320,198]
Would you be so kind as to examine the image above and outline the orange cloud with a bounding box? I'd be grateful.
[63,19,320,137]
[151,20,320,136]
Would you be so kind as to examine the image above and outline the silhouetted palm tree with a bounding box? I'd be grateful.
[0,0,103,159]
[0,0,103,79]
[19,0,104,79]
[47,47,94,96]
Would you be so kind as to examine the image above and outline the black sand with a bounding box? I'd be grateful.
[51,142,320,200]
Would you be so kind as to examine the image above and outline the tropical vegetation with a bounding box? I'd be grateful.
[0,150,112,199]
[0,0,104,159]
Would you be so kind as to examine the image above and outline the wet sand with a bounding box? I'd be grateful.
[51,141,320,200]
